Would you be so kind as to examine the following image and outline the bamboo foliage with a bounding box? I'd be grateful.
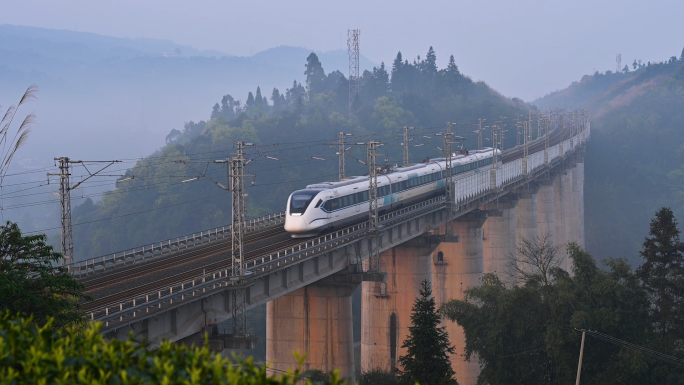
[0,84,38,186]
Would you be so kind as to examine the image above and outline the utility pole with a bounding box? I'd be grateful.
[476,119,485,150]
[326,132,353,180]
[48,158,121,267]
[491,125,499,168]
[499,116,507,151]
[347,29,360,122]
[528,111,533,142]
[576,330,587,385]
[366,140,384,272]
[53,158,72,267]
[402,126,412,166]
[180,141,270,345]
[439,123,461,240]
[228,141,256,336]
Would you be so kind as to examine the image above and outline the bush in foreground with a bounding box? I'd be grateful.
[0,312,345,385]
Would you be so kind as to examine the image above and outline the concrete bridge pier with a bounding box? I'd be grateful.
[514,185,540,277]
[481,196,517,284]
[553,173,567,270]
[574,161,585,249]
[537,180,556,244]
[562,168,574,271]
[266,281,358,381]
[361,235,434,373]
[432,211,487,385]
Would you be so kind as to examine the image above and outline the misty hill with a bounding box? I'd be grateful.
[0,24,228,65]
[66,47,530,260]
[535,52,684,266]
[0,25,375,233]
[0,25,376,166]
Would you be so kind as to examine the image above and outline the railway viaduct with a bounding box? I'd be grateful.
[71,121,589,385]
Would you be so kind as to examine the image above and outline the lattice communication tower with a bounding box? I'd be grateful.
[616,54,622,73]
[348,29,360,121]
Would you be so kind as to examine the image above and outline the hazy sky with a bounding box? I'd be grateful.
[3,0,684,100]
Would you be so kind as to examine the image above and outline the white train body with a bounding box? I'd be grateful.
[284,148,500,237]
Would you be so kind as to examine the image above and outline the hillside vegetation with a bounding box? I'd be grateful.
[71,47,529,259]
[535,50,684,265]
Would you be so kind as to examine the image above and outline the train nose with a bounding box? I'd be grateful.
[284,215,307,233]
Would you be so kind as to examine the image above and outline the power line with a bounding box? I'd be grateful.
[24,190,230,235]
[582,329,684,367]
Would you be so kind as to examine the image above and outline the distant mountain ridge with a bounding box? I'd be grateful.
[533,54,684,266]
[0,24,229,62]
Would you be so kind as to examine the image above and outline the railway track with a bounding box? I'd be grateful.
[82,236,302,312]
[82,226,286,293]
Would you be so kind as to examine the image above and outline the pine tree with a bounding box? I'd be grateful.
[255,87,263,105]
[246,92,255,108]
[399,280,457,385]
[424,46,437,75]
[636,207,684,343]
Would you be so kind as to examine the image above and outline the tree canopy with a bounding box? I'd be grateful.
[0,312,344,385]
[0,221,88,329]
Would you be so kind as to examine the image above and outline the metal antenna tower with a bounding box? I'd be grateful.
[347,29,360,121]
[48,158,121,267]
[366,140,384,272]
[616,54,622,73]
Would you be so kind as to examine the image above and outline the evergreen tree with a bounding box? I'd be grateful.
[246,92,255,108]
[271,88,281,112]
[399,280,457,385]
[0,221,89,329]
[636,207,684,342]
[391,52,404,92]
[255,86,263,105]
[305,52,326,94]
[424,46,438,76]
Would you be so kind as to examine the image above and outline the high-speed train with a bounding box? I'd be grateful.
[284,148,500,238]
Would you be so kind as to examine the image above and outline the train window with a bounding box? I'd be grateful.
[290,190,318,214]
[314,199,323,208]
[324,198,339,211]
[342,195,349,207]
[363,191,369,201]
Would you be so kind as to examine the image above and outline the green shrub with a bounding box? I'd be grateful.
[0,312,346,385]
[358,368,398,385]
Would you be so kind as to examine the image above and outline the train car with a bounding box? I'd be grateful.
[284,148,500,238]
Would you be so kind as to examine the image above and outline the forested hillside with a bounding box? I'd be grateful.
[535,50,684,265]
[71,47,529,259]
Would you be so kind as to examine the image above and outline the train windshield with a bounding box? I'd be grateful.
[290,190,319,214]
